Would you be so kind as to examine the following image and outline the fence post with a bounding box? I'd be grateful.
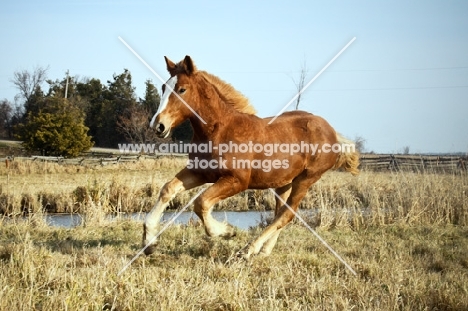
[388,154,399,171]
[420,155,426,170]
[458,157,466,171]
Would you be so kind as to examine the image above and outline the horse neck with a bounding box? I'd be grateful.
[189,78,238,140]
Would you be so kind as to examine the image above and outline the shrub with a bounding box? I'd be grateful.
[15,97,93,157]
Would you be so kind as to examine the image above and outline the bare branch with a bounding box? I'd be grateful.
[10,66,49,101]
[292,59,308,110]
[117,105,163,144]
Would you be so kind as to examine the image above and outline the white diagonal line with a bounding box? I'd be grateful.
[118,36,207,125]
[268,188,357,276]
[268,37,356,124]
[118,187,206,276]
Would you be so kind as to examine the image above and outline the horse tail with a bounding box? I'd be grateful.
[332,133,360,176]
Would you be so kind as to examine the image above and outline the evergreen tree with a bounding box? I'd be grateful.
[16,97,93,157]
[0,99,13,138]
[98,69,138,147]
[76,78,107,146]
[23,86,46,117]
[75,70,139,147]
[141,79,160,115]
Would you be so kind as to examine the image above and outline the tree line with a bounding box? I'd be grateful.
[0,67,193,157]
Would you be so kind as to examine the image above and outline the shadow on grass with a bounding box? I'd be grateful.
[40,236,129,254]
[138,233,251,265]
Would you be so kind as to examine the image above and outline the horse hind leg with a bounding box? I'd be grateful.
[242,172,322,260]
[194,176,245,238]
[258,183,292,256]
[143,168,204,255]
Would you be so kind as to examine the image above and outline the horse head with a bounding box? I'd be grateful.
[150,55,198,138]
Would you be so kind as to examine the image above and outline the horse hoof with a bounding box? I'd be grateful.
[234,249,251,262]
[143,244,157,256]
[222,225,237,239]
[258,250,272,257]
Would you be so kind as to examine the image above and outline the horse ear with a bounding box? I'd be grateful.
[183,55,196,75]
[165,56,177,74]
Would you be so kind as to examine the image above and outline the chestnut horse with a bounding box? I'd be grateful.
[143,56,359,259]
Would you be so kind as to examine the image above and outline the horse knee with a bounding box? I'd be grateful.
[158,182,175,202]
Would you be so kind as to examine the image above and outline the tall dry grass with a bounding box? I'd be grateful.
[0,157,467,228]
[306,169,468,228]
[0,157,185,216]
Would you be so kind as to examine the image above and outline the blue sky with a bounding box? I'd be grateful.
[1,0,467,153]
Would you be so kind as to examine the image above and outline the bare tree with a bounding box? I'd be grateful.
[354,135,367,153]
[292,59,309,110]
[10,66,49,102]
[117,105,163,144]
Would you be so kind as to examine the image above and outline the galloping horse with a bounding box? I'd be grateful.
[143,56,359,259]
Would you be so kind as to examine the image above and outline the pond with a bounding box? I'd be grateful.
[44,210,275,230]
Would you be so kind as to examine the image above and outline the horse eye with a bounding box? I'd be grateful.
[178,88,186,94]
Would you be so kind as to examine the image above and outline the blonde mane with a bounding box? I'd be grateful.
[198,71,257,115]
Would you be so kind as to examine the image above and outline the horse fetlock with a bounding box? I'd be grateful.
[234,243,259,261]
[259,231,281,256]
[221,223,237,238]
[237,245,262,262]
[247,241,264,258]
[142,224,158,255]
[204,221,237,238]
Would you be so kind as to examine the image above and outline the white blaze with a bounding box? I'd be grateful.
[150,76,178,128]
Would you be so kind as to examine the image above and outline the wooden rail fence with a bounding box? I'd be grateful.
[1,152,467,172]
[1,152,187,168]
[359,154,467,172]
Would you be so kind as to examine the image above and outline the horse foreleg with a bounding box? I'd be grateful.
[143,168,204,255]
[259,183,292,256]
[194,176,245,238]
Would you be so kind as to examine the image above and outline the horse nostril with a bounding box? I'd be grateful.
[156,123,165,134]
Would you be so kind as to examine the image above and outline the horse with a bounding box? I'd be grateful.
[143,55,359,259]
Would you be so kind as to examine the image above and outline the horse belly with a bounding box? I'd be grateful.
[247,162,305,189]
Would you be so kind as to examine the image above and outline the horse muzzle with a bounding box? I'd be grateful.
[155,122,170,138]
[150,113,171,138]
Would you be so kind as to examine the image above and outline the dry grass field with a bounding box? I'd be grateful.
[1,220,467,310]
[1,157,467,310]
